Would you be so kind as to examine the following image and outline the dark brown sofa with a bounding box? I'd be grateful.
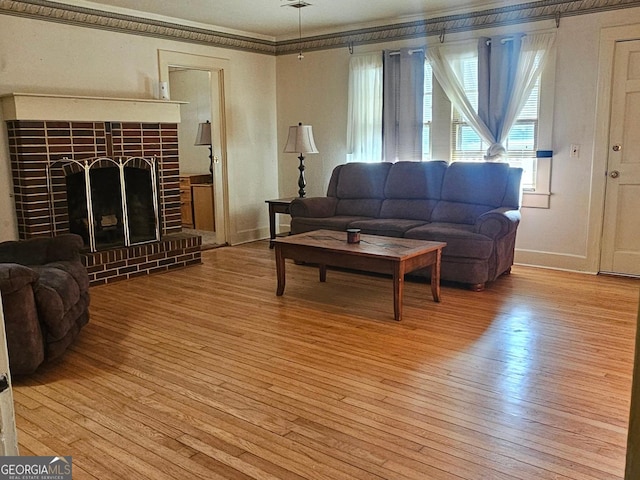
[0,234,90,375]
[289,161,522,290]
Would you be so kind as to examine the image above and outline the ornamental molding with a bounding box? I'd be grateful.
[0,0,277,54]
[1,0,639,56]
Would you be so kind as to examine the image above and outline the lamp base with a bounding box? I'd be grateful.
[297,154,306,198]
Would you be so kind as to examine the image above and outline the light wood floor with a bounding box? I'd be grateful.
[13,240,640,479]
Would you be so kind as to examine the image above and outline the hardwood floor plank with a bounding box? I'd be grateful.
[11,240,639,479]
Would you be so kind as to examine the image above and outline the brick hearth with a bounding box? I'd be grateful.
[83,233,202,286]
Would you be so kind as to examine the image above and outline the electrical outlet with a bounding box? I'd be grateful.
[570,144,580,158]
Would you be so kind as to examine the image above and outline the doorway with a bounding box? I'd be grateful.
[159,51,229,247]
[598,37,640,276]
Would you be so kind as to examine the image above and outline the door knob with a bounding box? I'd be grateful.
[610,170,620,178]
[612,144,622,152]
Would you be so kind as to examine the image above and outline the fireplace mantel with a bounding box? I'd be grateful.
[1,93,184,123]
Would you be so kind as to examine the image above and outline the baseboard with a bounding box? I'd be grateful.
[514,248,597,274]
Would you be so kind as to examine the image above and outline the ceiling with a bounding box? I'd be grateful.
[50,0,533,40]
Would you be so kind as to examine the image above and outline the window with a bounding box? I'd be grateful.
[448,56,540,190]
[350,33,555,206]
[422,62,433,161]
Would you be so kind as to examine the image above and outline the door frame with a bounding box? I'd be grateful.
[592,24,640,273]
[0,294,19,456]
[158,50,230,246]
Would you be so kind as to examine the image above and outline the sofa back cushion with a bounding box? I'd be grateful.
[326,165,343,197]
[0,234,83,266]
[332,162,391,217]
[431,162,516,224]
[335,199,384,217]
[336,162,391,199]
[379,161,447,220]
[383,161,447,199]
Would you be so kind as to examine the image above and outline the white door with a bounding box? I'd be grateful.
[600,39,640,276]
[0,294,19,455]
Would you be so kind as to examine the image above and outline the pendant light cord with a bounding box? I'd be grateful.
[297,1,304,60]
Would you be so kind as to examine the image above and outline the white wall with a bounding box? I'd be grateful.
[276,7,640,273]
[0,15,279,244]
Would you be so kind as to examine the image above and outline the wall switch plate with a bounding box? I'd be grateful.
[570,144,580,158]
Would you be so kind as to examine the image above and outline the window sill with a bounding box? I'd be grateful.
[522,191,550,209]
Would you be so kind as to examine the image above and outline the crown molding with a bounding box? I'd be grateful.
[1,0,639,56]
[0,0,277,54]
[277,0,640,55]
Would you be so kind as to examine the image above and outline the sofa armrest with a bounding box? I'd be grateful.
[474,208,521,239]
[0,264,39,295]
[289,197,338,218]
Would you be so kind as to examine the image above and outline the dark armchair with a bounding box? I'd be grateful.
[0,234,90,375]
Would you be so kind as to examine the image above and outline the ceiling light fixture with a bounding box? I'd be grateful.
[282,0,311,60]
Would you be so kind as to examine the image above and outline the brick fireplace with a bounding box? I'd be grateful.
[2,93,202,285]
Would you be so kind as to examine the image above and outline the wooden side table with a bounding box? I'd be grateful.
[265,197,296,248]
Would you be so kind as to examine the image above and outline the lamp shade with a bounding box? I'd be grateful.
[194,120,212,146]
[284,123,319,154]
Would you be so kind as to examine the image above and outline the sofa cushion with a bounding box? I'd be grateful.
[335,199,383,217]
[348,219,428,238]
[379,199,439,221]
[430,162,515,224]
[431,201,495,225]
[291,215,372,234]
[336,162,391,199]
[384,160,447,199]
[440,161,511,206]
[405,223,494,260]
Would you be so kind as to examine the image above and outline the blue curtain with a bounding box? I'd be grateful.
[477,35,522,159]
[382,48,424,162]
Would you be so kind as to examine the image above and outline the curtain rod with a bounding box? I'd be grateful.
[388,48,425,56]
[485,34,526,46]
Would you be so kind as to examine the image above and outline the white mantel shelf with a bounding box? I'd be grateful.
[1,93,185,123]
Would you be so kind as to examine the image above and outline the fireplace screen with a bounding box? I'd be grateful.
[51,156,160,252]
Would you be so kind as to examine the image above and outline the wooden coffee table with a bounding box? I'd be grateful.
[273,230,446,321]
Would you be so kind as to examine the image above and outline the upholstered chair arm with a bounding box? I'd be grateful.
[289,197,338,218]
[474,208,521,239]
[0,264,39,294]
[0,264,46,375]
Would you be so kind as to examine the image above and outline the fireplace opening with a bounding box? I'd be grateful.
[55,156,160,252]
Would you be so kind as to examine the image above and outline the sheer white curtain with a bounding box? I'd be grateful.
[427,41,494,148]
[347,52,383,163]
[427,32,555,161]
[500,33,555,147]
